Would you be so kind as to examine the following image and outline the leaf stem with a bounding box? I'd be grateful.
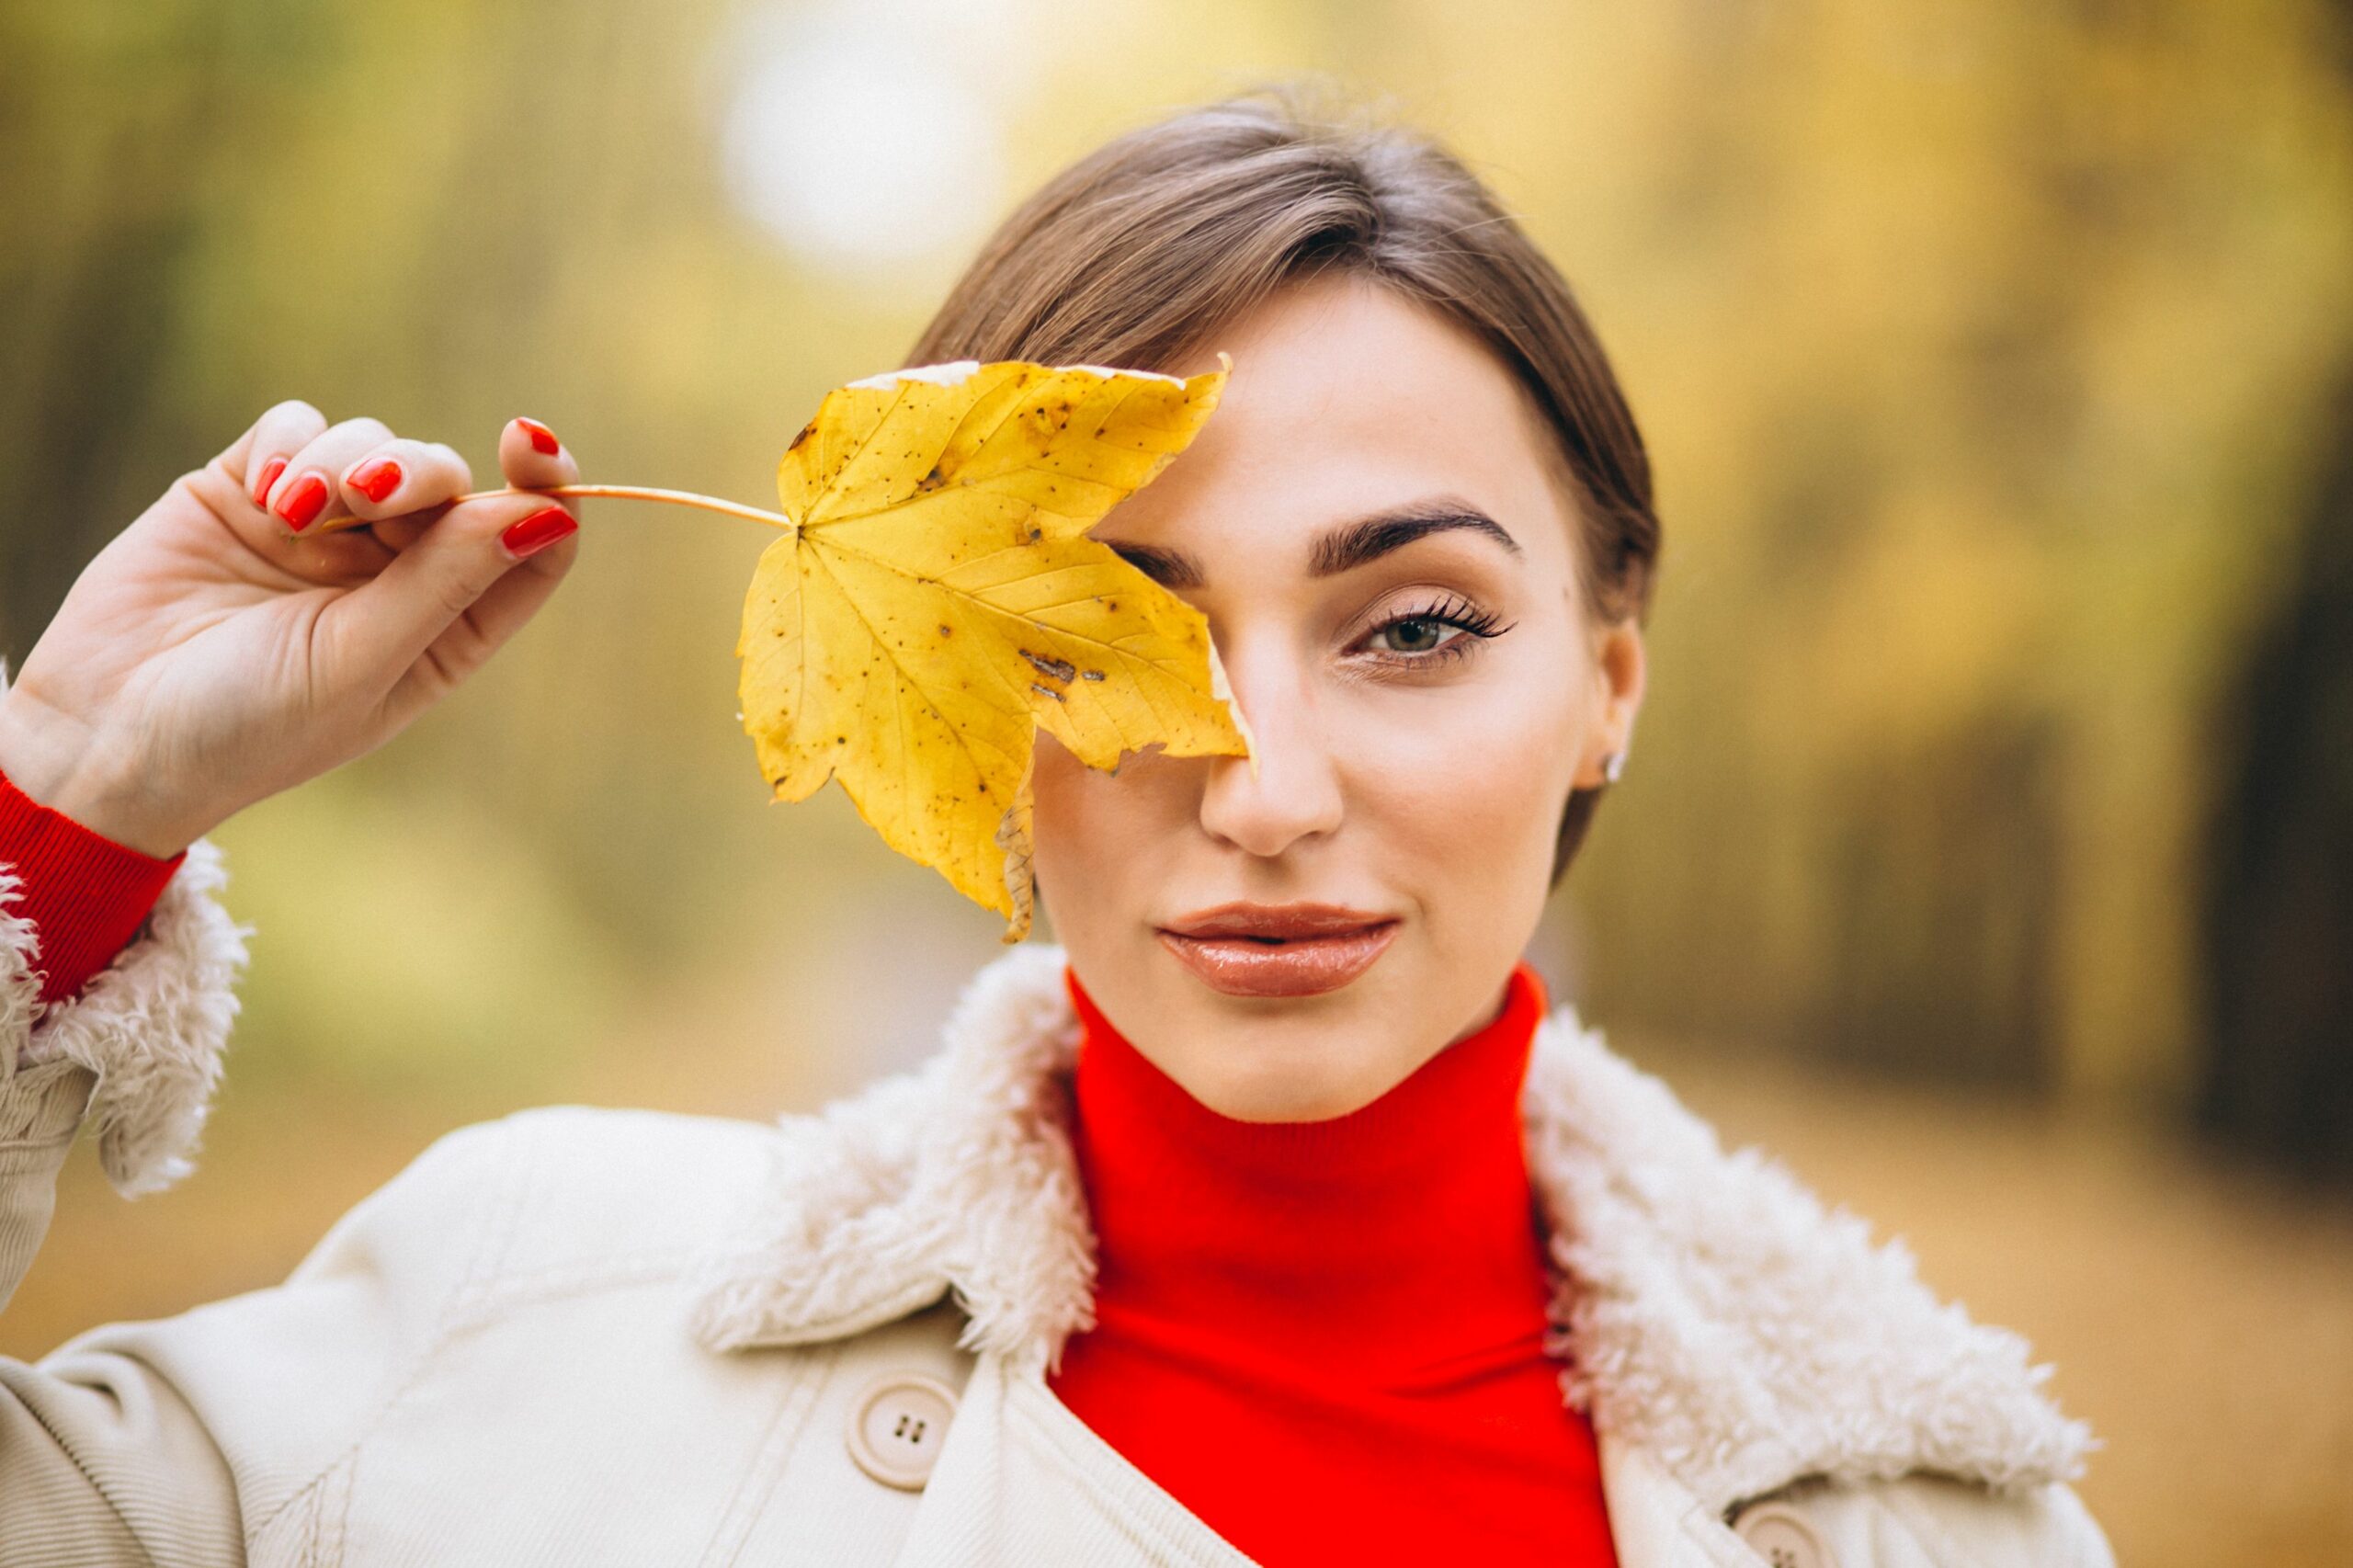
[449,483,794,530]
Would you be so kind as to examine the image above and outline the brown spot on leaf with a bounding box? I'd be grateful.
[1020,649,1077,684]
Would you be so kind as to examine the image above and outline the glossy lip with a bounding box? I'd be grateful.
[1162,901,1393,938]
[1155,902,1402,998]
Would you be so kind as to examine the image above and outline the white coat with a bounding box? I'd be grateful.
[0,839,2115,1565]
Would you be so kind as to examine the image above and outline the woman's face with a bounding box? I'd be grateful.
[1030,274,1645,1120]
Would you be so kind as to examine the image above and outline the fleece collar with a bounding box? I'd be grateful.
[685,943,2093,1513]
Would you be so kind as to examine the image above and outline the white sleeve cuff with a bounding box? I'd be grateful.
[1,838,253,1196]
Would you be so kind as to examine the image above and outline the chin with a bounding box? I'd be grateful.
[1133,965,1392,1125]
[1180,1067,1378,1124]
[1160,994,1399,1123]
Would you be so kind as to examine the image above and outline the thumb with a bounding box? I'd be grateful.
[320,493,579,688]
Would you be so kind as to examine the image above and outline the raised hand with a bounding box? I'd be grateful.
[0,404,585,856]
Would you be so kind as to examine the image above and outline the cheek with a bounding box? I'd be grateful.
[1029,735,1181,904]
[1027,737,1097,888]
[1337,653,1586,887]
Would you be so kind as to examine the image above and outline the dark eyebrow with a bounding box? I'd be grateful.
[1307,501,1520,577]
[1104,500,1519,590]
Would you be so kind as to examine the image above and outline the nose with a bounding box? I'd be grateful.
[1194,643,1343,858]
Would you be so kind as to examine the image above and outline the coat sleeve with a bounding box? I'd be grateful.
[0,834,250,1220]
[0,838,528,1565]
[0,837,248,1561]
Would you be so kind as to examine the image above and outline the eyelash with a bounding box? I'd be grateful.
[1354,593,1515,669]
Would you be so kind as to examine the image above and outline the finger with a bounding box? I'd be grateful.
[362,512,437,555]
[385,531,578,726]
[498,415,580,494]
[315,489,581,689]
[265,416,395,536]
[318,438,472,532]
[234,400,329,513]
[358,437,487,552]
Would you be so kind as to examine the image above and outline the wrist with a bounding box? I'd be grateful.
[0,691,194,858]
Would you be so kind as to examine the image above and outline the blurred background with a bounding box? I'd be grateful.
[4,1,2350,1560]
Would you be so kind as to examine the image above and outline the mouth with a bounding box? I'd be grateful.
[1155,902,1402,998]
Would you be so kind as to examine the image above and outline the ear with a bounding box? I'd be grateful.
[1573,617,1647,790]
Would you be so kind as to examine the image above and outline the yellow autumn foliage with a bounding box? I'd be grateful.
[736,358,1253,939]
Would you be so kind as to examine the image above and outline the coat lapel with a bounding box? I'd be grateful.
[687,943,2093,1517]
[689,944,1092,1369]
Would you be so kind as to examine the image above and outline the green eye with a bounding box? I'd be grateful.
[1377,617,1452,653]
[1358,594,1513,665]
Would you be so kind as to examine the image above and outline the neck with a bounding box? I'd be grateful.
[1061,961,1554,1378]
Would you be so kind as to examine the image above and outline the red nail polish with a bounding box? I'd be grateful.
[516,417,561,457]
[347,457,403,504]
[501,504,576,558]
[251,456,288,507]
[277,472,330,531]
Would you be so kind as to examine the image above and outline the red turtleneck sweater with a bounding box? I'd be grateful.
[0,766,186,1008]
[1051,963,1617,1565]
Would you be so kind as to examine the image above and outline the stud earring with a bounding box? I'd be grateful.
[1602,750,1627,785]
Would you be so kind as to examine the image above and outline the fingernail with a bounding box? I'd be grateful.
[277,472,330,531]
[347,456,404,505]
[516,417,561,457]
[251,456,288,508]
[501,504,577,559]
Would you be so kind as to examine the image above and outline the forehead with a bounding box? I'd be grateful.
[1099,274,1580,574]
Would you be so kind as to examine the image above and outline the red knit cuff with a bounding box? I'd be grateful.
[0,767,187,1007]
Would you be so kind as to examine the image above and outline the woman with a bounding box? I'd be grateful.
[0,91,2112,1565]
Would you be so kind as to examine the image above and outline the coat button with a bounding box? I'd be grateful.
[845,1371,961,1492]
[1731,1501,1836,1568]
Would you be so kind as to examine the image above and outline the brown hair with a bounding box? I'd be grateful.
[909,85,1661,882]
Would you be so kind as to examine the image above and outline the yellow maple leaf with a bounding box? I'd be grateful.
[735,357,1254,940]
